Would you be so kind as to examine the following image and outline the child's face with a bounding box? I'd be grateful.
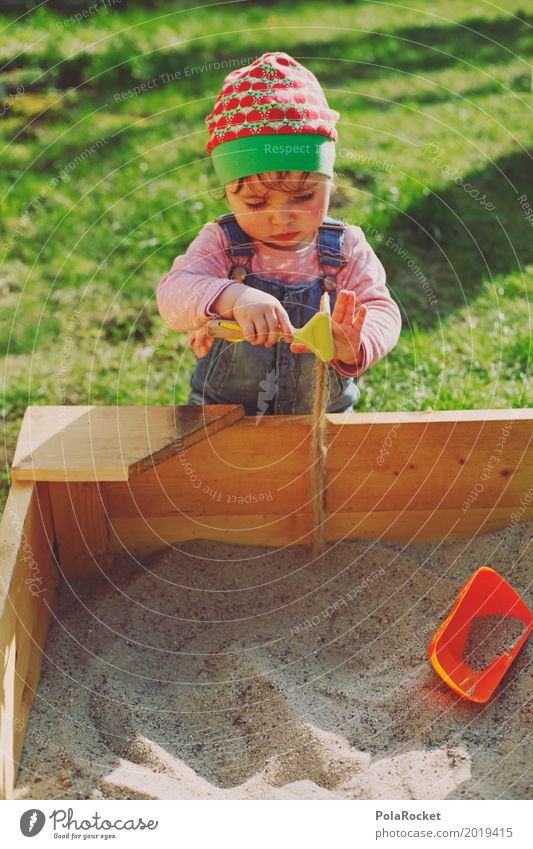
[224,172,331,251]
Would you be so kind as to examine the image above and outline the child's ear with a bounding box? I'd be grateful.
[225,178,240,195]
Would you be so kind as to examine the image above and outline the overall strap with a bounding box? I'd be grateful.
[216,212,255,258]
[216,212,347,269]
[317,216,348,269]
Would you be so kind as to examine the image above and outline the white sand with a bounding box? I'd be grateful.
[14,521,532,800]
[464,615,527,672]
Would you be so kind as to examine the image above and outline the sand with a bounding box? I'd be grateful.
[464,615,527,672]
[13,520,532,801]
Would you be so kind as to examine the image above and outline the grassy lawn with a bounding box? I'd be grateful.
[1,0,532,511]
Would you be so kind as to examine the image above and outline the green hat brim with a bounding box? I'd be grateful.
[211,135,336,185]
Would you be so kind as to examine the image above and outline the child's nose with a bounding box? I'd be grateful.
[270,204,295,226]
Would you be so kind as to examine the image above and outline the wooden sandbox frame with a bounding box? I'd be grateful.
[1,403,532,798]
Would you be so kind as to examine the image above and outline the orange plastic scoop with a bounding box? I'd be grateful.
[428,566,533,703]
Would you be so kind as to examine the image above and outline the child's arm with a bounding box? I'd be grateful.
[330,225,401,376]
[289,226,400,372]
[156,223,243,332]
[157,223,292,346]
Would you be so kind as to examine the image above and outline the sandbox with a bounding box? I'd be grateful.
[1,404,532,799]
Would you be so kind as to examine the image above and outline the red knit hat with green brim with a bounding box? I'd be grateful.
[205,52,339,185]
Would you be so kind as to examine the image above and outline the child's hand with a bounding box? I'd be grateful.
[290,290,367,364]
[233,287,293,347]
[331,290,367,364]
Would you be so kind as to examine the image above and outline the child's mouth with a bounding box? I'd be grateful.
[271,231,300,241]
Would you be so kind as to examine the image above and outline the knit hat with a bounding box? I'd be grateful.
[205,52,339,185]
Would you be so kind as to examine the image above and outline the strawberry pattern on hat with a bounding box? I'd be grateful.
[205,52,339,153]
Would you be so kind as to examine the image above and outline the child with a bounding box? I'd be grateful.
[157,52,401,415]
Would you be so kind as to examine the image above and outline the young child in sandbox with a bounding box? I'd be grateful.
[157,52,401,415]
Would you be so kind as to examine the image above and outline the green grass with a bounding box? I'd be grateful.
[1,0,532,511]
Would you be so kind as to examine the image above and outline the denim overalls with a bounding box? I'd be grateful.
[189,213,361,416]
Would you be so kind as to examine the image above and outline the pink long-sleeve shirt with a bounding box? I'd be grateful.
[156,221,401,377]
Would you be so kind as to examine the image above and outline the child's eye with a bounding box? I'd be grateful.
[244,192,315,210]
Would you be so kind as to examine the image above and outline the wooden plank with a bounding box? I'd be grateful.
[97,408,533,553]
[0,481,58,799]
[11,408,533,484]
[108,503,532,555]
[8,407,533,564]
[48,482,113,579]
[104,417,314,519]
[327,409,533,425]
[108,513,314,558]
[326,415,532,511]
[327,506,533,542]
[11,405,245,482]
[128,404,245,477]
[326,414,530,470]
[105,475,305,518]
[103,412,317,551]
[329,465,530,512]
